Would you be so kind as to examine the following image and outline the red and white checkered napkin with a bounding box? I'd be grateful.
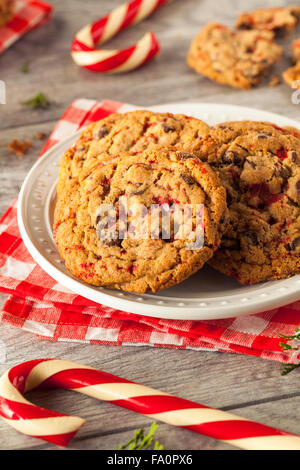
[0,99,299,364]
[0,0,52,54]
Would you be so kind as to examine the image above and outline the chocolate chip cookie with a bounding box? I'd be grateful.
[204,122,300,284]
[283,39,300,89]
[187,23,282,89]
[59,110,211,182]
[54,147,228,293]
[236,6,300,36]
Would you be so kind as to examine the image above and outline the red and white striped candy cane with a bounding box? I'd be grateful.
[71,0,171,73]
[1,359,300,449]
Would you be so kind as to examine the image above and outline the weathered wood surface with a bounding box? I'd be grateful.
[0,0,299,450]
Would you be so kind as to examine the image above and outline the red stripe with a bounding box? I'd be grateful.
[28,1,53,13]
[140,32,160,66]
[8,359,52,393]
[0,397,67,420]
[155,0,171,8]
[120,0,144,31]
[113,395,208,415]
[33,431,79,447]
[7,17,28,32]
[0,232,22,256]
[185,420,291,441]
[71,39,95,52]
[82,46,136,72]
[90,16,109,45]
[36,368,131,390]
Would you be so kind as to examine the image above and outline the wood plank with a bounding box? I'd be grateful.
[0,319,299,449]
[0,0,299,130]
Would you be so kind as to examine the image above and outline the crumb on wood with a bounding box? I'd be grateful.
[35,132,46,140]
[8,139,32,157]
[269,75,281,87]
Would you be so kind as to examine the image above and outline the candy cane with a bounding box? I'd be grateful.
[71,0,172,73]
[0,359,300,449]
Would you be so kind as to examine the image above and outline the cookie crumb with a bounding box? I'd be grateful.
[269,75,280,87]
[35,132,46,140]
[9,139,32,157]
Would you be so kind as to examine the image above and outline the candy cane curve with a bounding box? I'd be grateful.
[71,0,172,73]
[0,359,300,449]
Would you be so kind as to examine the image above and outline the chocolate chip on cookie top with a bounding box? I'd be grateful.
[187,23,282,90]
[59,110,211,180]
[205,122,300,284]
[54,147,228,293]
[236,6,300,36]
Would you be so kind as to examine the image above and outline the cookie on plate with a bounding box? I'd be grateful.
[54,147,228,293]
[204,122,300,284]
[0,0,15,27]
[59,110,211,181]
[187,23,282,89]
[236,6,300,36]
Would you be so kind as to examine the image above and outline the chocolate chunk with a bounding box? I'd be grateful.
[288,197,299,207]
[242,230,259,246]
[102,238,123,247]
[269,216,277,225]
[290,237,300,251]
[96,126,109,139]
[296,180,300,196]
[176,151,196,160]
[181,174,195,186]
[247,160,257,169]
[162,123,175,133]
[280,166,292,180]
[163,237,175,243]
[226,192,233,205]
[257,134,268,139]
[222,151,241,165]
[274,26,286,38]
[129,182,147,195]
[222,151,234,164]
[238,23,252,30]
[291,151,298,163]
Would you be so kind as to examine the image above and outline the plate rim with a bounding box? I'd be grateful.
[17,101,300,320]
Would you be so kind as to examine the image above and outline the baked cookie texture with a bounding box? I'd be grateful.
[187,23,282,89]
[204,122,300,284]
[283,39,300,89]
[293,39,300,61]
[236,6,300,36]
[54,147,228,293]
[59,110,211,181]
[0,0,15,27]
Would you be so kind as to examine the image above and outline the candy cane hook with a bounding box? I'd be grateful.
[0,359,300,449]
[71,0,172,73]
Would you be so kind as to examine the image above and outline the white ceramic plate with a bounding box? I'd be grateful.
[18,102,300,320]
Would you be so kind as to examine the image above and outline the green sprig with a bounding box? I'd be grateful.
[279,327,300,376]
[22,92,51,110]
[21,60,30,73]
[119,422,163,450]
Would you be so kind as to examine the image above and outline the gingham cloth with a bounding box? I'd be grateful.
[0,0,52,54]
[0,98,299,364]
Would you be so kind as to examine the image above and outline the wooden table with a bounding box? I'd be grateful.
[0,0,299,450]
